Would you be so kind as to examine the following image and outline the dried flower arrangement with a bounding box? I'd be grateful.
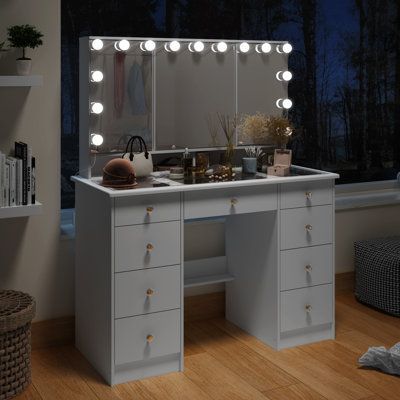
[217,112,237,166]
[244,146,265,160]
[267,116,294,148]
[238,112,270,144]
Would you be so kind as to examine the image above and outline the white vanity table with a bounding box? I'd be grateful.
[74,36,339,385]
[73,167,338,385]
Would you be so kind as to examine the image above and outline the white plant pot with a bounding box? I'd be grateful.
[16,59,32,76]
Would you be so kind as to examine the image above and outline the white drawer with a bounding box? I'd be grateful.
[280,180,333,209]
[280,205,333,250]
[281,245,333,291]
[114,193,180,226]
[115,309,180,366]
[184,185,277,220]
[115,265,181,318]
[280,284,333,333]
[115,221,180,272]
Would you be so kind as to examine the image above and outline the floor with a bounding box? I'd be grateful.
[16,290,400,400]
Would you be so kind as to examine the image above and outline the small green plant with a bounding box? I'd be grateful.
[7,25,43,60]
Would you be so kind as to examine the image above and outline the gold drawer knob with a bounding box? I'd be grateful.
[146,334,154,343]
[146,206,154,215]
[146,288,154,297]
[146,243,154,252]
[305,224,313,232]
[231,198,238,206]
[305,191,312,200]
[305,264,312,272]
[305,304,312,313]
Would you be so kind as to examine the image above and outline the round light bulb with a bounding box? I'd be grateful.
[276,70,292,82]
[90,70,104,82]
[256,43,272,53]
[189,41,205,52]
[91,134,104,146]
[239,42,250,53]
[90,102,104,114]
[217,41,228,52]
[276,98,293,109]
[165,40,181,52]
[277,43,293,54]
[115,39,130,51]
[140,40,156,52]
[91,39,103,51]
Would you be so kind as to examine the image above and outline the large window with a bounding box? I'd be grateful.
[61,0,400,208]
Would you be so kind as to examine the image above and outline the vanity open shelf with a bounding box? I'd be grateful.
[0,201,42,219]
[184,273,234,288]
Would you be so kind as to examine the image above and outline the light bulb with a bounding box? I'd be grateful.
[255,43,271,53]
[140,40,156,52]
[165,40,180,52]
[276,98,293,109]
[239,42,250,53]
[276,70,292,81]
[90,39,103,51]
[91,133,104,146]
[90,102,104,114]
[90,70,104,82]
[212,41,228,53]
[114,39,130,51]
[189,41,205,52]
[277,43,293,54]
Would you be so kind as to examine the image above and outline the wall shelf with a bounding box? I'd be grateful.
[184,273,234,288]
[0,201,43,219]
[0,75,43,87]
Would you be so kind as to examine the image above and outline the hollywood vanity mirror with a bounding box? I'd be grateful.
[79,37,292,177]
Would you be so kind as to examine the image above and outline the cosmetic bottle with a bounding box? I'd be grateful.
[182,148,193,177]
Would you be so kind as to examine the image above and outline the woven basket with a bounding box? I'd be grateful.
[0,290,36,400]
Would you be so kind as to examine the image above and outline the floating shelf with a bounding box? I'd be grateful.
[184,273,234,288]
[0,75,43,87]
[0,201,43,219]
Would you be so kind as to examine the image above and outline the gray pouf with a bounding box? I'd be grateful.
[354,236,400,316]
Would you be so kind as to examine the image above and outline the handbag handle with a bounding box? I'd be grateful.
[122,135,149,161]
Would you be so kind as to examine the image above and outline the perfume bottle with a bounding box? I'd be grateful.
[182,148,193,177]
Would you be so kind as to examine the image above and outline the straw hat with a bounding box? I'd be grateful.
[102,158,137,189]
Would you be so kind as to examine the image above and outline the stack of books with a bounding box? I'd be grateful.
[0,141,36,207]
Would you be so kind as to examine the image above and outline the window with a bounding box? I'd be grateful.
[61,0,400,208]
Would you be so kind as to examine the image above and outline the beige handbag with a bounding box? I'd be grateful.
[122,135,153,178]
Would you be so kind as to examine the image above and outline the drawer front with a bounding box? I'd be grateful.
[184,185,277,220]
[115,221,180,272]
[115,309,180,366]
[280,180,333,209]
[115,265,181,318]
[281,245,333,291]
[280,284,333,332]
[115,193,180,226]
[280,205,333,250]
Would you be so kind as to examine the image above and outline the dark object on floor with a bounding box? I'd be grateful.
[354,236,400,316]
[0,290,36,400]
[102,158,137,189]
[359,342,400,375]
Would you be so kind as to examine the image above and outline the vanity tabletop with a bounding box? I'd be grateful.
[72,165,339,197]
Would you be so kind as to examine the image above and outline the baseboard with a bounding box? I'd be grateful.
[31,274,353,349]
[31,316,75,350]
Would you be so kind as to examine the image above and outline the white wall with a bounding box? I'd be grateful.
[0,0,67,321]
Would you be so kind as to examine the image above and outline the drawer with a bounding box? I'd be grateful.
[114,193,180,226]
[280,180,333,209]
[281,245,333,291]
[280,284,333,332]
[115,265,181,318]
[280,205,333,250]
[115,221,180,272]
[184,185,277,220]
[115,309,180,366]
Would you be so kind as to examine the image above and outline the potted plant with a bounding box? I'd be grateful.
[243,146,265,174]
[267,116,294,149]
[7,25,43,75]
[238,112,270,145]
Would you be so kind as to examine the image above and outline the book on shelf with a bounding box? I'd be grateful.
[0,142,36,208]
